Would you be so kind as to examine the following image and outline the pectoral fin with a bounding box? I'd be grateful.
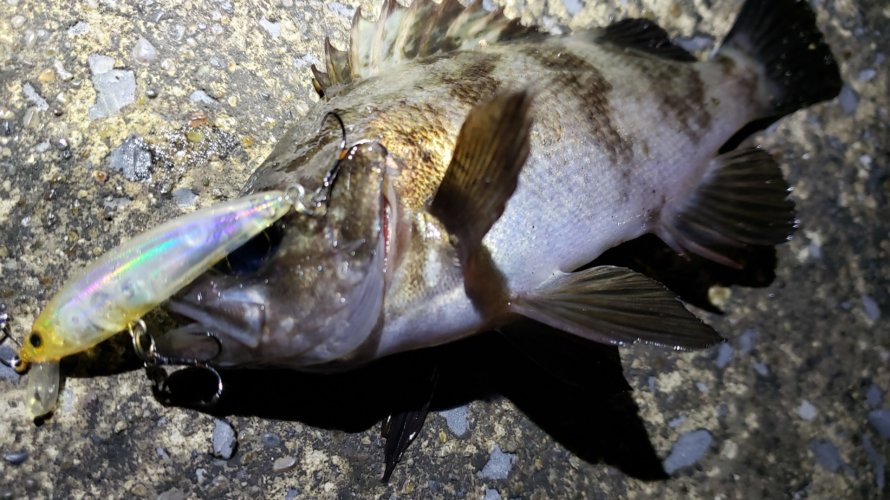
[658,148,797,268]
[429,91,533,315]
[510,266,723,350]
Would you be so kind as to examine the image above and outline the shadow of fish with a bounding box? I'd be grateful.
[162,0,840,371]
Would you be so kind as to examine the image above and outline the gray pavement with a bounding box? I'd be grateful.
[0,0,887,497]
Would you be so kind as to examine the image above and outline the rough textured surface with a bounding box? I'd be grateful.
[0,0,887,498]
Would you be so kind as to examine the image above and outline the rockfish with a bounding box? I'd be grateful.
[160,0,841,369]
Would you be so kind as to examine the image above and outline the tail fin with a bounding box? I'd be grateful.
[718,0,842,152]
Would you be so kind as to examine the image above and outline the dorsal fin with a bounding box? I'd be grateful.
[597,18,696,62]
[311,0,536,97]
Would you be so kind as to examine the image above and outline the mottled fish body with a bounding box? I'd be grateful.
[164,0,840,368]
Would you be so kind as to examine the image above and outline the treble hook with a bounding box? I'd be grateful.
[0,312,25,373]
[129,320,224,406]
[287,110,349,217]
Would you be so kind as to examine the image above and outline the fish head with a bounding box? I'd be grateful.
[16,308,78,371]
[165,134,406,367]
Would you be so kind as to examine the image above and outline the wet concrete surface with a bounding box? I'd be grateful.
[0,0,888,497]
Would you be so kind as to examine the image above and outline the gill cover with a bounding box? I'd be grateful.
[165,141,393,368]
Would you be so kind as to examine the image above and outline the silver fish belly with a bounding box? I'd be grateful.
[162,0,840,369]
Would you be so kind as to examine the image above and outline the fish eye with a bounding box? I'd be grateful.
[29,333,43,349]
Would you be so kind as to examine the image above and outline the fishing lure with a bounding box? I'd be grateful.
[13,190,293,417]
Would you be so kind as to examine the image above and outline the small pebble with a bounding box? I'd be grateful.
[190,89,217,106]
[211,419,237,459]
[145,88,158,98]
[108,135,152,181]
[272,455,297,473]
[132,37,158,65]
[715,343,733,368]
[483,489,502,500]
[858,68,877,82]
[327,2,356,18]
[260,18,281,39]
[88,54,115,75]
[862,295,881,322]
[738,329,757,353]
[67,21,89,36]
[868,409,890,439]
[11,15,26,29]
[862,435,886,490]
[838,85,859,115]
[23,83,49,111]
[478,445,515,480]
[752,361,770,377]
[865,384,883,408]
[797,401,817,421]
[261,432,282,448]
[3,451,27,465]
[663,429,712,474]
[156,487,186,500]
[172,188,198,208]
[809,439,850,473]
[562,0,583,16]
[440,405,469,437]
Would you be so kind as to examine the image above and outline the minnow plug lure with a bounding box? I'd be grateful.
[13,190,293,417]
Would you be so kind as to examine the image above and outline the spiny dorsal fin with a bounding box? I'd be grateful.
[311,0,536,97]
[598,18,696,62]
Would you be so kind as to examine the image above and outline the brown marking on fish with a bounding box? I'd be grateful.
[434,53,502,106]
[521,45,634,164]
[604,46,713,142]
[368,101,456,210]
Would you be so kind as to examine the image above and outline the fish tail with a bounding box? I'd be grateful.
[717,0,841,152]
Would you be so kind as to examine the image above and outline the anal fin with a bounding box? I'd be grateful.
[658,148,796,268]
[511,266,723,350]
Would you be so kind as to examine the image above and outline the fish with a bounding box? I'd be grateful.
[155,0,841,371]
[14,190,294,417]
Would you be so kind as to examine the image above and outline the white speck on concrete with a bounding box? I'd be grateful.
[272,455,297,472]
[715,343,733,368]
[862,295,881,322]
[663,429,712,474]
[190,90,218,106]
[211,419,236,459]
[868,409,890,439]
[53,60,73,80]
[440,405,469,437]
[668,415,686,428]
[88,53,115,75]
[23,83,49,111]
[67,21,89,36]
[172,188,198,208]
[797,400,817,421]
[293,53,320,68]
[327,2,355,18]
[478,445,515,480]
[132,37,158,65]
[483,488,502,500]
[260,17,281,38]
[562,0,583,16]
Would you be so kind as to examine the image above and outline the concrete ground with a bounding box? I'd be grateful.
[0,0,887,498]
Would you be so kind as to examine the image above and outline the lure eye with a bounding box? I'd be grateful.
[29,333,43,349]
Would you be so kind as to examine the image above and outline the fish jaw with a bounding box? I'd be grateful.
[165,142,406,368]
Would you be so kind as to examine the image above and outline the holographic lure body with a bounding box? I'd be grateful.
[16,190,291,416]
